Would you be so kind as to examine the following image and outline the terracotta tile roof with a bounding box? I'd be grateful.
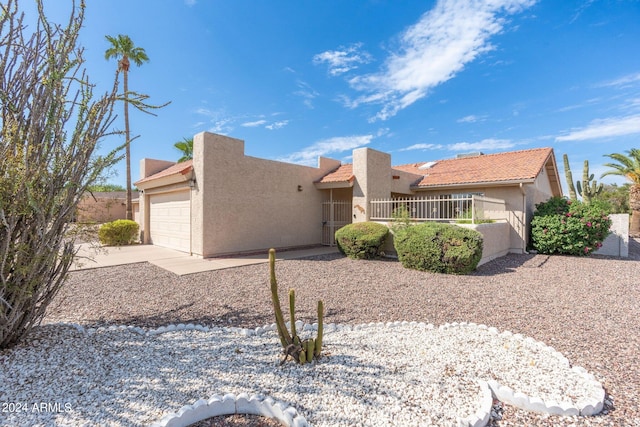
[399,147,554,187]
[135,160,193,185]
[315,147,556,188]
[315,164,354,183]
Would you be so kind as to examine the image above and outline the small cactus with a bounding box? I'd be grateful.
[576,160,603,204]
[269,248,324,365]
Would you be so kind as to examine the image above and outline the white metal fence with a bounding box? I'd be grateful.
[369,195,506,223]
[322,200,352,246]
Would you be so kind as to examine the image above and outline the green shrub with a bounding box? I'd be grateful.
[335,222,388,259]
[98,219,139,246]
[531,197,611,256]
[393,222,483,274]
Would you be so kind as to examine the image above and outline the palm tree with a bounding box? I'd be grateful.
[601,148,640,235]
[105,34,149,220]
[174,137,193,163]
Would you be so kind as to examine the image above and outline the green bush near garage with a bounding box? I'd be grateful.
[335,222,389,259]
[98,219,139,246]
[393,222,483,274]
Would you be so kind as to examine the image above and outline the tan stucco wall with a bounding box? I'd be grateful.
[76,193,133,223]
[352,148,392,222]
[391,169,422,195]
[192,132,340,257]
[322,187,352,202]
[140,159,176,179]
[458,221,511,265]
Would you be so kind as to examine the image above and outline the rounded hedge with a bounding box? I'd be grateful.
[531,197,611,256]
[335,222,389,259]
[98,219,139,246]
[393,222,483,274]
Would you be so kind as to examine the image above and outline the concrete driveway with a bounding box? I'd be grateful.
[72,244,338,276]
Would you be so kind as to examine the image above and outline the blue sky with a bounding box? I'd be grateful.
[40,0,640,189]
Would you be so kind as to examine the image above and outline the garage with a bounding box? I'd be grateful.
[149,191,191,252]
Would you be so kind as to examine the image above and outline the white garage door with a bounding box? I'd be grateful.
[149,191,191,252]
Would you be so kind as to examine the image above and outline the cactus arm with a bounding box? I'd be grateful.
[315,300,324,358]
[563,154,577,200]
[306,338,315,363]
[577,160,604,204]
[269,249,292,348]
[581,160,590,203]
[289,289,297,342]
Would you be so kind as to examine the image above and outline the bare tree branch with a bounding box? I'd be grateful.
[0,0,123,349]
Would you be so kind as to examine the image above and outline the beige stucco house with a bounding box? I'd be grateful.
[134,131,562,259]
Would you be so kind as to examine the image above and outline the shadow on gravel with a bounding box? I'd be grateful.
[83,305,274,329]
[473,237,640,276]
[471,253,541,276]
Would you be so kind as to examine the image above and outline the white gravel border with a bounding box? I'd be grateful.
[0,321,604,427]
[152,393,310,427]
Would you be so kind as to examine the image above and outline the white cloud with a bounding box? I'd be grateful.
[596,72,640,88]
[376,127,391,137]
[457,114,487,123]
[313,43,373,76]
[293,80,319,109]
[266,120,289,130]
[399,143,443,151]
[556,114,640,142]
[278,135,373,166]
[208,119,233,134]
[195,108,234,134]
[448,138,515,151]
[346,0,535,120]
[241,120,267,127]
[184,0,196,6]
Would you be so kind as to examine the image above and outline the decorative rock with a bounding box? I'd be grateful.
[511,391,529,408]
[24,321,606,426]
[559,401,580,416]
[527,396,547,413]
[235,393,256,415]
[495,384,514,402]
[282,406,298,425]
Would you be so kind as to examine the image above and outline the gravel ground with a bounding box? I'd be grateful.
[36,238,640,426]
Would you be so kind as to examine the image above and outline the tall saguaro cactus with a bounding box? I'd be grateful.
[576,160,604,204]
[563,154,578,201]
[269,249,324,365]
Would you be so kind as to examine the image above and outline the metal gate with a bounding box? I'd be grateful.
[321,200,352,246]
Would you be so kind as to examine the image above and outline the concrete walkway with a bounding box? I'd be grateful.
[71,244,339,276]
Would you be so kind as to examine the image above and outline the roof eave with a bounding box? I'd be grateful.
[411,178,536,190]
[314,181,354,189]
[136,169,193,190]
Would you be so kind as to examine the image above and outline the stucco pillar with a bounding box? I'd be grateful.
[143,192,151,244]
[352,148,391,222]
